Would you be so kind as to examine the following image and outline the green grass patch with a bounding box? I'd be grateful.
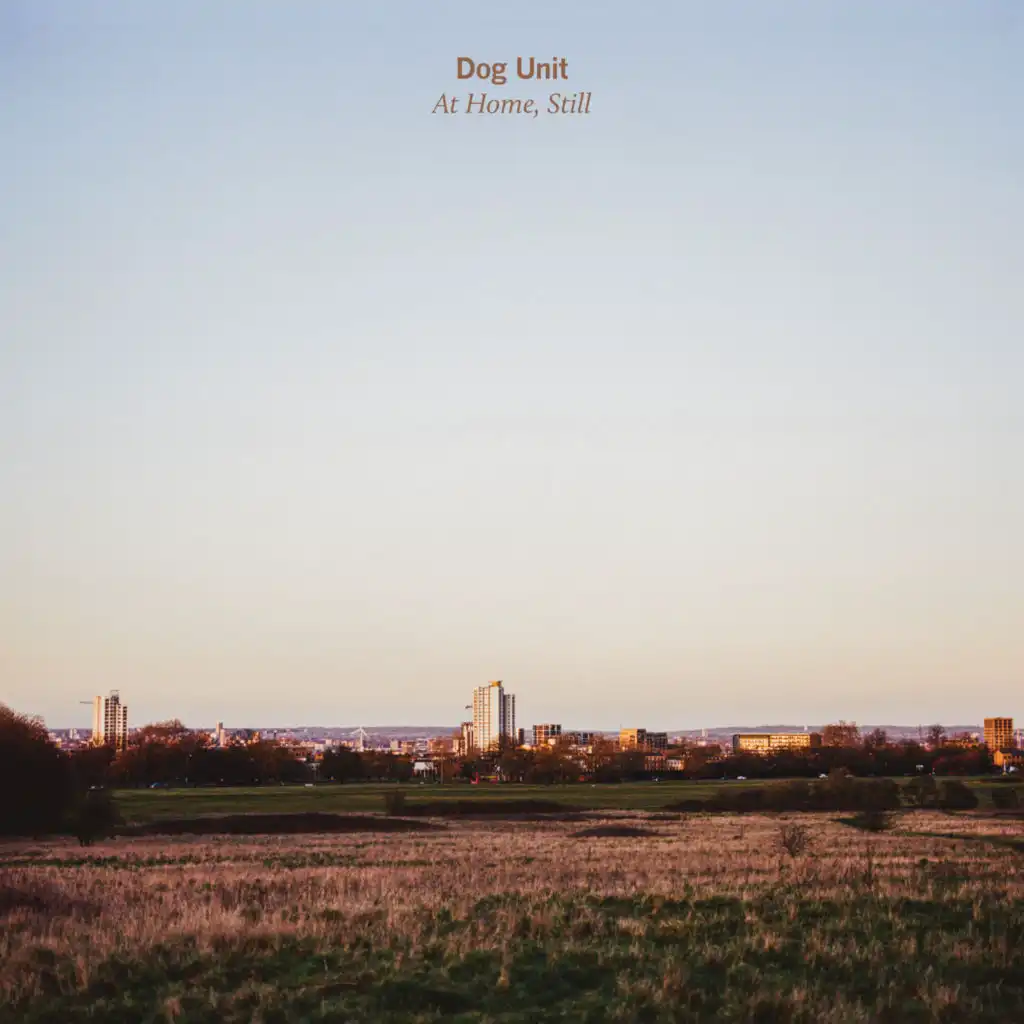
[111,778,1024,826]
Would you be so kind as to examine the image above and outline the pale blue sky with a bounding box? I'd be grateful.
[2,1,1022,730]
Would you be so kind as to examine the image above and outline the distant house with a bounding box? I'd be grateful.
[994,749,1024,770]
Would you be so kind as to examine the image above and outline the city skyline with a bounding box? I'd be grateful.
[3,2,1022,728]
[40,682,1012,739]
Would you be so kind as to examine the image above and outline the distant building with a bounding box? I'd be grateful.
[619,728,647,750]
[472,681,516,752]
[564,731,596,749]
[947,732,980,748]
[91,690,128,750]
[428,736,452,755]
[533,723,562,747]
[456,721,474,756]
[994,749,1024,770]
[732,732,822,755]
[984,718,1014,750]
[647,732,668,752]
[620,728,668,753]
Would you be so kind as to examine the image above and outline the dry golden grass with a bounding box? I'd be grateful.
[2,811,1023,1022]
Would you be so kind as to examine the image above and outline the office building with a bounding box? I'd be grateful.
[732,732,822,755]
[620,728,668,753]
[647,731,668,752]
[91,690,128,751]
[564,731,596,749]
[533,723,562,747]
[472,680,516,751]
[984,718,1014,750]
[619,728,647,750]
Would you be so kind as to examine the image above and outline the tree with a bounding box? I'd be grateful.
[131,719,195,747]
[862,728,889,750]
[498,747,531,783]
[0,704,74,835]
[926,725,947,750]
[69,744,117,790]
[320,747,363,783]
[822,722,860,748]
[585,737,618,781]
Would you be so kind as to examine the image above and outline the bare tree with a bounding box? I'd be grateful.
[822,721,860,747]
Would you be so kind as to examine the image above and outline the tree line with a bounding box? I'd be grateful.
[0,703,1001,837]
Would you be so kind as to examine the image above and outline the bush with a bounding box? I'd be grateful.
[71,789,122,846]
[384,790,407,816]
[857,779,902,811]
[768,781,812,811]
[809,776,900,813]
[904,775,939,809]
[778,822,811,857]
[991,787,1020,810]
[849,809,893,832]
[724,788,768,812]
[936,780,978,811]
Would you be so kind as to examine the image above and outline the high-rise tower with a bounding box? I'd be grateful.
[92,690,129,750]
[472,680,516,751]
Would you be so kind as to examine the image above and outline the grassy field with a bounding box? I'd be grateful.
[111,778,1020,824]
[3,811,1023,1021]
[113,782,723,822]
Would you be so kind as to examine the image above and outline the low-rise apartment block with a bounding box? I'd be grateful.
[532,723,562,747]
[732,732,822,755]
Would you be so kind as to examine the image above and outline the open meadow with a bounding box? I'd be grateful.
[3,810,1023,1022]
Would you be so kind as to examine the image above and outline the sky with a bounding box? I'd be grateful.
[1,1,1022,731]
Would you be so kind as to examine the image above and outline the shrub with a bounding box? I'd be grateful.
[850,809,893,832]
[725,788,767,812]
[990,787,1020,810]
[811,769,857,810]
[768,781,812,811]
[778,822,811,857]
[71,789,122,846]
[904,775,939,809]
[664,799,708,813]
[936,780,978,811]
[857,779,902,812]
[808,776,900,813]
